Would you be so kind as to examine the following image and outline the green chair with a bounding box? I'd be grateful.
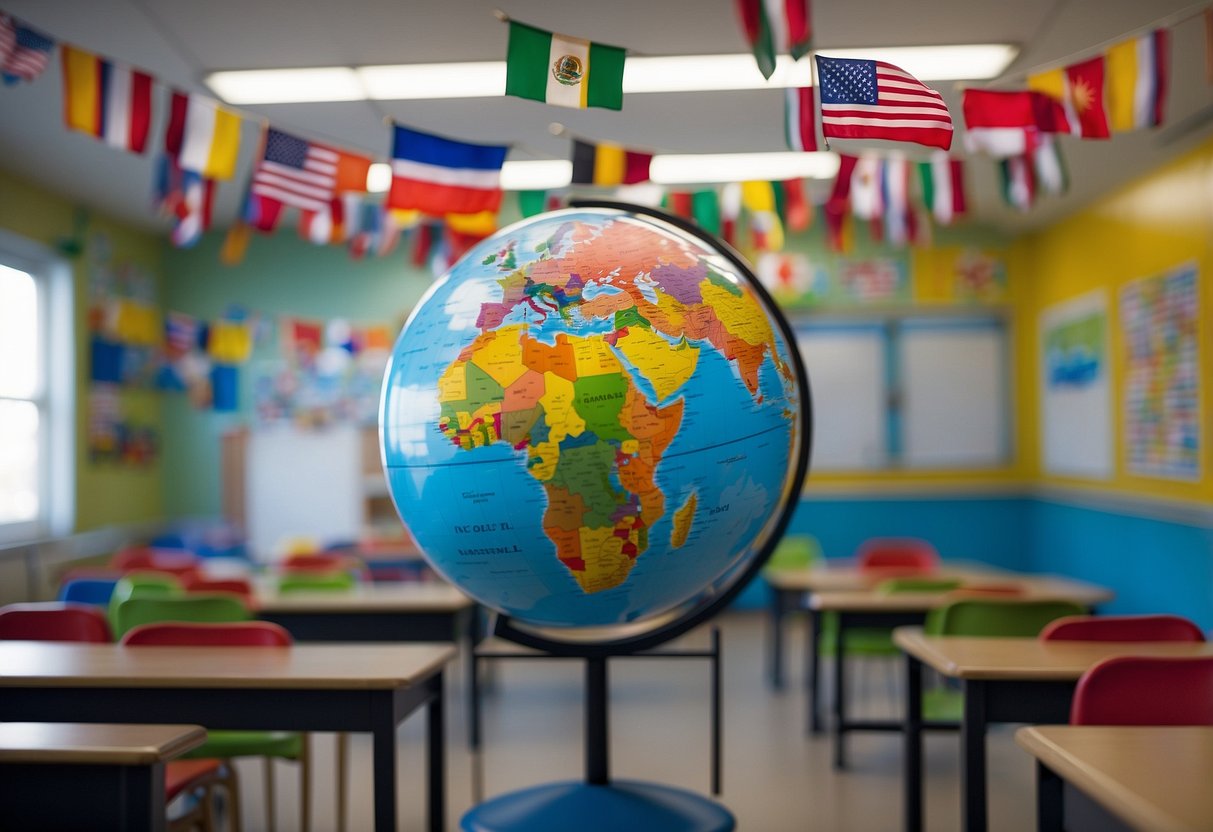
[762,534,821,574]
[276,570,357,594]
[116,594,313,832]
[107,571,183,637]
[920,598,1089,721]
[877,577,963,594]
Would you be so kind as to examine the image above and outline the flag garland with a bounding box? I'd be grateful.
[1028,55,1110,139]
[0,14,53,85]
[387,124,508,216]
[61,44,153,153]
[734,0,812,80]
[1106,29,1169,131]
[164,90,242,180]
[570,138,652,185]
[784,86,818,151]
[505,20,625,110]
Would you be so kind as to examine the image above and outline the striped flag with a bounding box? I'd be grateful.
[1,15,53,85]
[61,45,153,154]
[815,56,953,150]
[246,128,370,233]
[505,21,625,110]
[164,90,242,180]
[1106,29,1169,132]
[387,125,507,216]
[735,0,812,80]
[918,153,966,226]
[785,87,817,151]
[155,155,215,247]
[570,139,651,186]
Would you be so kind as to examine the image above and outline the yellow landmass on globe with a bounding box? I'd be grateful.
[671,491,697,549]
[615,327,700,401]
[700,281,779,349]
[576,525,636,593]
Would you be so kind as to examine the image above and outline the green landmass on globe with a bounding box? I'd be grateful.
[432,218,793,596]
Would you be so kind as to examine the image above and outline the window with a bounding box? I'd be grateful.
[0,232,73,542]
[796,314,1010,472]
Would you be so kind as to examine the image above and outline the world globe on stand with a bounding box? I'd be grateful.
[380,206,807,631]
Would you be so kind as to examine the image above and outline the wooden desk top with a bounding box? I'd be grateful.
[764,560,1004,593]
[0,642,456,690]
[1016,726,1213,832]
[255,582,475,614]
[893,629,1213,680]
[809,575,1114,612]
[0,722,206,765]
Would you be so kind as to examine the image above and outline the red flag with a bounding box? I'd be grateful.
[780,179,811,232]
[825,154,858,252]
[962,89,1070,157]
[1065,56,1110,138]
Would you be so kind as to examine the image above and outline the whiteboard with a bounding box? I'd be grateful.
[246,426,363,561]
[901,323,1008,468]
[797,327,887,470]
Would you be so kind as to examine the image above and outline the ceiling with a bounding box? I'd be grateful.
[2,0,1211,238]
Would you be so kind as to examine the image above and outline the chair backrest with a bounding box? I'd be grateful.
[877,576,963,594]
[182,575,254,602]
[276,570,357,594]
[112,594,250,639]
[0,602,112,642]
[1071,656,1213,725]
[110,546,199,575]
[108,572,184,633]
[763,535,822,572]
[57,577,119,606]
[122,620,292,647]
[1041,614,1206,643]
[925,599,1087,637]
[856,538,940,574]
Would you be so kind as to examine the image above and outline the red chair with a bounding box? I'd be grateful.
[0,603,226,830]
[1071,655,1213,725]
[856,538,940,574]
[1042,614,1206,643]
[183,575,255,603]
[111,545,200,577]
[123,620,290,647]
[0,602,111,642]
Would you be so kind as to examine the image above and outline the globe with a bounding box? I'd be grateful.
[380,205,808,632]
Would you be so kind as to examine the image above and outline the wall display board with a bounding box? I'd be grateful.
[796,325,887,470]
[1120,264,1200,480]
[1040,290,1113,478]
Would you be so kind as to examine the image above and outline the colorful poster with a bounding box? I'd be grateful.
[756,253,815,304]
[836,257,909,303]
[1040,291,1112,478]
[953,249,1007,302]
[1120,264,1200,480]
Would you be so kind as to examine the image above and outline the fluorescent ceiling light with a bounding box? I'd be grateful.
[367,154,838,193]
[206,45,1016,104]
[206,67,365,104]
[651,152,840,184]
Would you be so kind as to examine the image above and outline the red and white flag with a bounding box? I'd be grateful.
[246,128,370,233]
[815,55,952,150]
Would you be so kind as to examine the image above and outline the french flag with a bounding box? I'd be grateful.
[387,125,508,216]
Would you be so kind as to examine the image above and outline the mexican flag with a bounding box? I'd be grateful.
[506,21,625,110]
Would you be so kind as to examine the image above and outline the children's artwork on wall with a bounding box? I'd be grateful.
[87,384,159,466]
[87,256,163,388]
[1120,264,1200,480]
[1040,290,1112,478]
[834,257,910,304]
[953,249,1007,302]
[756,253,815,304]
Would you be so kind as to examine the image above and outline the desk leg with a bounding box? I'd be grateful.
[961,680,989,832]
[428,674,447,832]
[1036,761,1063,832]
[904,653,923,832]
[808,607,822,735]
[769,587,786,690]
[832,611,848,770]
[372,694,399,832]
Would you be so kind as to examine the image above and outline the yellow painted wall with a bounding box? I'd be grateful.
[0,168,167,530]
[1015,136,1213,506]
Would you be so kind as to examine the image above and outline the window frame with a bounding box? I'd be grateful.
[0,229,74,543]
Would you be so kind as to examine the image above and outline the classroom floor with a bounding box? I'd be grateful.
[225,611,1036,831]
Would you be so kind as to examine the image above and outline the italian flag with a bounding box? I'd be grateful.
[505,21,625,110]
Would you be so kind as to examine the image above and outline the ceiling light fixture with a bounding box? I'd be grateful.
[207,45,1017,104]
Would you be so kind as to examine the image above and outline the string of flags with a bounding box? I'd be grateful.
[1,2,1207,263]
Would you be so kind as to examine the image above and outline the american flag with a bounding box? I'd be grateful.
[1,15,54,84]
[815,56,953,150]
[250,128,339,214]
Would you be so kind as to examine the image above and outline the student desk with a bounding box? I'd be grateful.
[764,561,1005,694]
[894,631,1213,832]
[0,641,454,832]
[0,721,206,832]
[810,575,1113,765]
[1015,725,1213,832]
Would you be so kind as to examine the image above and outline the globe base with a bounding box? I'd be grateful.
[461,780,735,832]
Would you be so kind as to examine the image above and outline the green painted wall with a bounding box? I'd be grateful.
[160,226,439,518]
[0,168,167,531]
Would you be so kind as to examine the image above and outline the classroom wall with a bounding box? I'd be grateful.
[0,168,167,531]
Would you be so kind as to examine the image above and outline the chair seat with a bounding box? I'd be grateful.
[462,780,735,832]
[165,758,225,801]
[183,730,303,760]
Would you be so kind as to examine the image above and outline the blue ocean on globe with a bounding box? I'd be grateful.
[380,208,804,629]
